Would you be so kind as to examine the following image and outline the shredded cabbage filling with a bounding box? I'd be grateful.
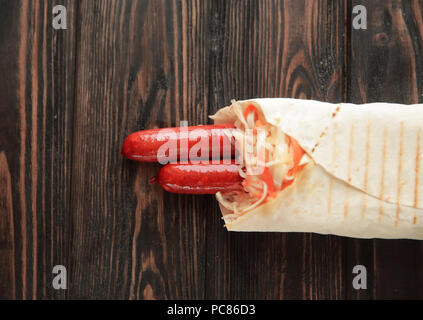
[215,100,308,223]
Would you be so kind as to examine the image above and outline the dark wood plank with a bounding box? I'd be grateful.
[348,0,423,299]
[3,0,422,300]
[70,0,210,299]
[0,0,77,299]
[205,0,347,299]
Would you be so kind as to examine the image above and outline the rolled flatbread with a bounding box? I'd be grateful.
[211,98,423,240]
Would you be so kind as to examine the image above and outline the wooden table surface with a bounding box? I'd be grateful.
[1,0,423,300]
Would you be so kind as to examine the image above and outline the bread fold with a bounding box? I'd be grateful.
[212,98,423,239]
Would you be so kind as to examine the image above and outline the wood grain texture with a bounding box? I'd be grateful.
[70,0,210,299]
[205,0,347,299]
[348,0,423,299]
[2,0,423,300]
[0,0,76,299]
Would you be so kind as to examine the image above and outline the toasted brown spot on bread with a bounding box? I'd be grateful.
[312,125,330,153]
[395,123,404,226]
[344,190,349,219]
[331,105,341,118]
[361,195,367,220]
[363,123,371,192]
[347,125,354,183]
[344,125,354,219]
[361,124,371,220]
[379,127,387,222]
[312,106,342,155]
[327,179,333,217]
[414,128,421,208]
[378,205,384,223]
[413,128,421,224]
[395,205,400,227]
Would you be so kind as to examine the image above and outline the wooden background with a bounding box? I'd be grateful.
[0,0,422,299]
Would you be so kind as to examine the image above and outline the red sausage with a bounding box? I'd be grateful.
[155,162,243,194]
[121,124,236,162]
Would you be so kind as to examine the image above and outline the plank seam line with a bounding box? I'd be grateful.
[68,0,82,300]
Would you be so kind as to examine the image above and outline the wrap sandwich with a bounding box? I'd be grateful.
[210,98,423,240]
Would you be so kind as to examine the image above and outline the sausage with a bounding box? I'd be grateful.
[155,161,243,194]
[121,124,236,162]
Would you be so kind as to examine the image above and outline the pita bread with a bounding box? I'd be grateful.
[212,98,423,239]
